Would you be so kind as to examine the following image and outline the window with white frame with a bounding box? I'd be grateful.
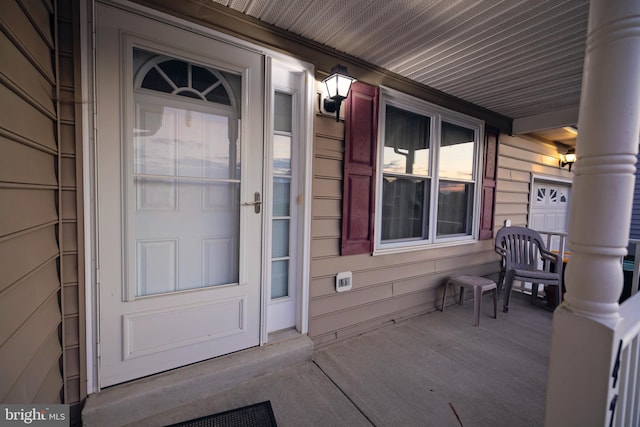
[271,90,294,299]
[376,90,482,250]
[267,59,307,334]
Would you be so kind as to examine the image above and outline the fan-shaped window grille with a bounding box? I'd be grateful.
[134,49,237,108]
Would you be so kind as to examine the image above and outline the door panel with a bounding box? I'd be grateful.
[133,104,241,295]
[96,4,263,387]
[526,179,571,293]
[530,180,570,241]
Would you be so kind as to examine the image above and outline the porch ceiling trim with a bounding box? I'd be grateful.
[129,0,512,133]
[512,106,580,135]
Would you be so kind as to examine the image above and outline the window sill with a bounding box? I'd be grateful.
[372,238,478,256]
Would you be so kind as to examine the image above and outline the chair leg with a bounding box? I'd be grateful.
[441,281,449,312]
[459,287,465,305]
[473,286,482,326]
[530,283,540,304]
[492,288,497,319]
[503,273,515,313]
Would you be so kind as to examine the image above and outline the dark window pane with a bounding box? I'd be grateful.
[137,52,237,108]
[175,90,202,100]
[158,60,188,88]
[437,181,473,236]
[381,176,428,240]
[441,121,474,147]
[205,85,231,105]
[272,219,290,258]
[192,65,218,93]
[274,92,293,132]
[273,177,290,216]
[383,105,430,176]
[141,67,174,93]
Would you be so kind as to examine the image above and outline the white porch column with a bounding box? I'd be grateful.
[545,1,640,426]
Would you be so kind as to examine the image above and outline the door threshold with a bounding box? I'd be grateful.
[82,335,312,426]
[268,327,300,343]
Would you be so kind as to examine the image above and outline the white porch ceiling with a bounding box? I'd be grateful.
[212,0,589,135]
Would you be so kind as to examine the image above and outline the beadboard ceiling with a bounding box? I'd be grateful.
[212,0,589,139]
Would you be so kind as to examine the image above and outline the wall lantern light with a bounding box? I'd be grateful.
[559,147,577,172]
[322,65,356,122]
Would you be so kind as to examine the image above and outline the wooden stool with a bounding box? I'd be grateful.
[441,275,498,326]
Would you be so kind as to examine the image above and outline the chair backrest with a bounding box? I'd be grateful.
[495,226,549,270]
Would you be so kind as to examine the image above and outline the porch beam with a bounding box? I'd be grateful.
[512,106,578,134]
[545,1,640,426]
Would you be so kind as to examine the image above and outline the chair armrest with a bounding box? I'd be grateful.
[539,247,559,264]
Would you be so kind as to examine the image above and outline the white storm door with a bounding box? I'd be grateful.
[96,4,264,387]
[530,180,571,250]
[525,179,570,294]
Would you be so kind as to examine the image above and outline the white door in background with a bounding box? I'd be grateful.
[529,179,571,251]
[523,179,571,294]
[96,4,264,387]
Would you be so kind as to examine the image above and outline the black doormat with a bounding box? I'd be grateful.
[168,401,277,427]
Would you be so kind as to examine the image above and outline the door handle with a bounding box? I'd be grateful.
[242,192,262,213]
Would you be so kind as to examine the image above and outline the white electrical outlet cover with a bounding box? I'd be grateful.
[336,271,352,292]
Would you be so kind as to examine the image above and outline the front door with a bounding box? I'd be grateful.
[529,179,571,250]
[96,4,264,387]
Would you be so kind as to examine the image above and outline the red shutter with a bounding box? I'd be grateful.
[341,82,379,255]
[479,126,499,240]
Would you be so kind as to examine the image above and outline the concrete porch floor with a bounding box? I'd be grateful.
[86,291,553,426]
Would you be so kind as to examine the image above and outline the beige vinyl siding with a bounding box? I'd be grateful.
[495,134,572,230]
[0,0,61,404]
[0,0,84,421]
[56,0,85,421]
[309,114,500,347]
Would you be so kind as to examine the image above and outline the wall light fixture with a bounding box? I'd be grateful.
[560,147,577,172]
[322,65,355,122]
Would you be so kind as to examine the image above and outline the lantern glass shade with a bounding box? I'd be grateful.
[323,65,355,99]
[559,147,576,171]
[564,152,576,163]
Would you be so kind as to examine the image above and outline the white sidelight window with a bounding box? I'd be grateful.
[376,88,483,252]
[266,60,307,333]
[271,91,294,299]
